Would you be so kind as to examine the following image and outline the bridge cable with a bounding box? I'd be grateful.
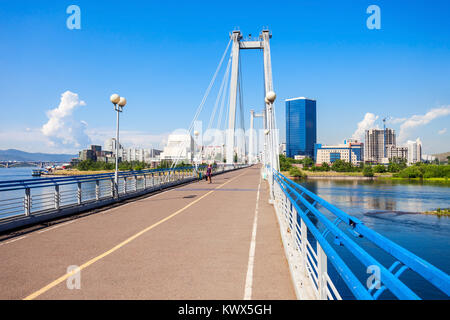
[203,54,232,163]
[207,54,232,132]
[215,55,232,162]
[166,38,232,176]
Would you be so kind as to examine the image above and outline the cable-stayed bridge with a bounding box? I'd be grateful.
[0,30,448,300]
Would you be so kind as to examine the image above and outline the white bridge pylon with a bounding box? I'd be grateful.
[226,29,279,175]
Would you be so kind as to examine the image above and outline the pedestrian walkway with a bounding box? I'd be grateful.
[0,165,295,300]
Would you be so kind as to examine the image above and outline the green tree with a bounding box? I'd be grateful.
[363,166,374,177]
[279,154,293,171]
[303,157,314,167]
[321,162,330,171]
[396,166,423,178]
[157,160,171,169]
[331,159,353,172]
[289,166,305,178]
[373,164,386,173]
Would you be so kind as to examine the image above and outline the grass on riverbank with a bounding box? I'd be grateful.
[423,208,450,216]
[280,169,450,183]
[378,176,450,183]
[303,171,392,177]
[280,170,391,178]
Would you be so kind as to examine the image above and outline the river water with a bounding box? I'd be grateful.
[0,167,39,181]
[295,178,450,299]
[1,168,449,299]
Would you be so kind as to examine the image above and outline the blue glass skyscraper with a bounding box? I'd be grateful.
[285,97,317,159]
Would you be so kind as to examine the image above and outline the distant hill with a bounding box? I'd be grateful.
[432,151,450,162]
[0,149,77,162]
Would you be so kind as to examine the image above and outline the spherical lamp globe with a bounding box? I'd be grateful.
[110,94,120,104]
[118,97,127,107]
[266,91,276,103]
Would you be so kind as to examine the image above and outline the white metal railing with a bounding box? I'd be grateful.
[273,179,341,299]
[0,164,247,231]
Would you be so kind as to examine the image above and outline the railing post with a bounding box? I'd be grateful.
[143,174,147,189]
[124,177,127,194]
[134,175,137,191]
[301,219,308,271]
[55,185,60,210]
[152,173,155,187]
[317,243,328,300]
[24,188,31,216]
[111,178,115,198]
[95,180,100,201]
[77,182,82,205]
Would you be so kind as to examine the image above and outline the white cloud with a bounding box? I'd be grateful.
[41,91,90,149]
[352,113,379,141]
[398,106,450,142]
[438,128,447,135]
[387,117,406,124]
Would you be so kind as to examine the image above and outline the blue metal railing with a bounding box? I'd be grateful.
[273,170,450,300]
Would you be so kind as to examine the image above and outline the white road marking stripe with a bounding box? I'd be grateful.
[1,235,27,246]
[37,220,75,234]
[244,177,261,300]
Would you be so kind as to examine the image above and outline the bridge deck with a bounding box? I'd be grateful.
[0,166,295,300]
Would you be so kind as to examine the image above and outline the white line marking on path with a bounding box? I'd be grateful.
[37,220,75,234]
[244,176,261,300]
[0,235,27,246]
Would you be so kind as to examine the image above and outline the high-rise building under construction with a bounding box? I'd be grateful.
[364,128,396,163]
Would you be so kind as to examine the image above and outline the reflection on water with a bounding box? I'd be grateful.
[293,178,450,299]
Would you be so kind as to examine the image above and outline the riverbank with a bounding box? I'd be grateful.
[280,170,390,180]
[378,176,449,183]
[45,169,114,176]
[422,208,450,217]
[280,170,450,183]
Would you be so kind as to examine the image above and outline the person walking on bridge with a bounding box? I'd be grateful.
[206,164,212,184]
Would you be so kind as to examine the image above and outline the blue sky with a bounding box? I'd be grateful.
[0,0,449,154]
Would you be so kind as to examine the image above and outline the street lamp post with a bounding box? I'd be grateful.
[265,91,277,203]
[110,94,127,198]
[194,131,199,173]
